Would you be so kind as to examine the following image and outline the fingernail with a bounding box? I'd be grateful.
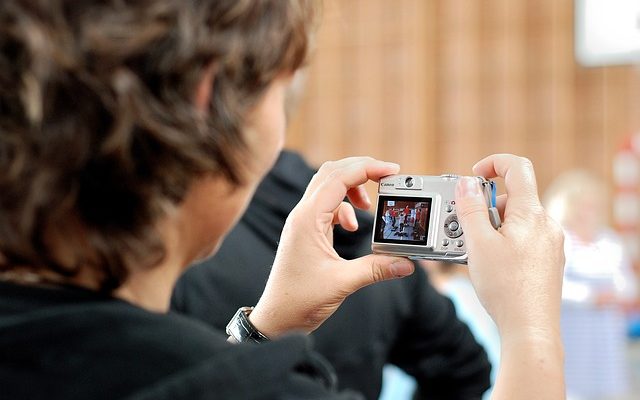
[456,176,482,198]
[390,260,414,277]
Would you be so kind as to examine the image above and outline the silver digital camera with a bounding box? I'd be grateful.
[371,174,501,264]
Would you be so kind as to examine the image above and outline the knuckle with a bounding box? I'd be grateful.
[318,160,336,173]
[326,168,343,181]
[519,156,534,170]
[369,259,388,283]
[285,206,306,228]
[345,156,373,163]
[530,205,546,220]
[541,215,565,262]
[547,216,565,243]
[360,156,375,163]
[458,203,487,221]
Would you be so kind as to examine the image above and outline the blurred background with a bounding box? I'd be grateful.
[288,0,639,186]
[283,1,640,399]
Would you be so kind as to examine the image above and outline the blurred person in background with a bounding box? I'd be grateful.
[423,261,501,400]
[172,150,493,400]
[545,170,638,400]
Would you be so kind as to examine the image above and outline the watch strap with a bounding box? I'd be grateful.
[226,306,270,344]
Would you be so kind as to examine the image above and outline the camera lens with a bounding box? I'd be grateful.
[405,177,414,187]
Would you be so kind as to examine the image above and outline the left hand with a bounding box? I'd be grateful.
[249,157,415,337]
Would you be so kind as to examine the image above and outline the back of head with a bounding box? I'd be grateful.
[0,0,317,290]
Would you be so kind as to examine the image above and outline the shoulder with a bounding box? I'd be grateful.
[0,283,359,399]
[56,300,233,369]
[70,304,356,399]
[125,333,362,400]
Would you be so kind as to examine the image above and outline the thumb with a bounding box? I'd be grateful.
[340,255,415,292]
[455,177,497,243]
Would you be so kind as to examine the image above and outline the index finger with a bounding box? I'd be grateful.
[472,154,541,210]
[303,157,398,201]
[309,158,400,213]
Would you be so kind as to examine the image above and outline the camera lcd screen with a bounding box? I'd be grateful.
[374,196,432,245]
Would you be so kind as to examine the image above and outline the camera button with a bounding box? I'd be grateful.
[444,214,463,238]
[455,240,464,248]
[445,204,454,213]
[442,239,450,247]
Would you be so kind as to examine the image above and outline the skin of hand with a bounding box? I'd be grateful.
[248,157,415,337]
[454,154,566,400]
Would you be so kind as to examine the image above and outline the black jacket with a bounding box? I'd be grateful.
[172,151,491,400]
[0,281,362,399]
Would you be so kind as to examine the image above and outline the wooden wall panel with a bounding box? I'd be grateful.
[287,0,435,174]
[286,0,640,200]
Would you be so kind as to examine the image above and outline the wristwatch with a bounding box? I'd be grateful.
[225,306,270,344]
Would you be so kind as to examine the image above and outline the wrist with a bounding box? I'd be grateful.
[495,306,561,343]
[500,326,564,359]
[247,304,287,339]
[495,324,565,399]
[249,301,315,338]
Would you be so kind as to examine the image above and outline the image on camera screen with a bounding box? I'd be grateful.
[374,196,432,245]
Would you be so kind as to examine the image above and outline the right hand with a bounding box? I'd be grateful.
[454,154,565,340]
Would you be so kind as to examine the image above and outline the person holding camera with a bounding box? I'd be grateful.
[0,1,565,399]
[172,150,493,400]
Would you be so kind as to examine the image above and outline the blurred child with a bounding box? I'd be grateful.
[545,170,638,400]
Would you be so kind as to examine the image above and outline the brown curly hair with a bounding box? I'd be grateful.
[0,0,317,290]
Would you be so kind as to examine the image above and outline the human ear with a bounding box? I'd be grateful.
[193,62,217,113]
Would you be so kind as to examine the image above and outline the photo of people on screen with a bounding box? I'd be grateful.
[375,196,431,245]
